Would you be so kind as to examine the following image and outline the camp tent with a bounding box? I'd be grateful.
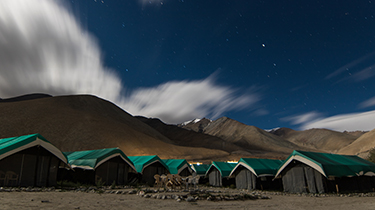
[128,155,169,185]
[0,133,69,187]
[206,162,236,187]
[275,150,375,193]
[63,148,136,185]
[162,159,192,176]
[191,164,210,177]
[229,158,283,191]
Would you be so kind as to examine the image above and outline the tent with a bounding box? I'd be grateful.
[128,155,169,185]
[229,158,283,191]
[206,162,236,187]
[63,148,136,185]
[275,150,375,193]
[191,164,210,177]
[0,133,69,187]
[161,159,192,176]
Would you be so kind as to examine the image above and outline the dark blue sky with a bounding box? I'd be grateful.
[66,0,375,131]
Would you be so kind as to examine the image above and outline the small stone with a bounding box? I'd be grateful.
[128,190,137,194]
[186,196,195,202]
[176,198,181,202]
[260,195,271,199]
[137,191,145,196]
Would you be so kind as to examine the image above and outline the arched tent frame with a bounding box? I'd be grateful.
[0,133,68,166]
[275,150,375,179]
[162,159,193,175]
[128,155,169,174]
[64,148,136,172]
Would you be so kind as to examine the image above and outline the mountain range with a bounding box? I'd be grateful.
[0,94,373,162]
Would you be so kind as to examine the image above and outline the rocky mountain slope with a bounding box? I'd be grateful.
[0,95,229,161]
[1,94,373,162]
[180,117,310,158]
[270,127,358,153]
[339,128,375,158]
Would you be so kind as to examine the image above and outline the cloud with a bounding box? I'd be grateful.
[0,0,259,125]
[0,0,122,102]
[300,110,375,132]
[359,96,375,109]
[121,77,260,124]
[325,52,375,80]
[281,111,323,125]
[352,65,375,82]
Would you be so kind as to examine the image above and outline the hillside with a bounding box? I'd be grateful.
[0,95,229,161]
[181,117,308,158]
[270,127,358,153]
[1,94,372,162]
[339,128,375,158]
[136,116,250,155]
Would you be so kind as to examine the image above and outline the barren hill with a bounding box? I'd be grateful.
[136,116,250,156]
[270,127,358,153]
[178,118,212,133]
[339,128,375,158]
[0,94,229,161]
[182,117,306,158]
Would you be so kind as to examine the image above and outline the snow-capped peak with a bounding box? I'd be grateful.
[181,118,202,126]
[264,127,281,132]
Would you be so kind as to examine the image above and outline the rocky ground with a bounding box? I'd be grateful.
[0,185,375,209]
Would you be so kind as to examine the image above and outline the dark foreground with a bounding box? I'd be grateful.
[0,186,375,210]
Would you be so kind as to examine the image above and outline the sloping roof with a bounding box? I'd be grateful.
[191,164,210,175]
[128,155,169,174]
[275,150,375,178]
[162,159,192,175]
[64,148,135,171]
[0,133,68,165]
[206,161,237,177]
[230,158,284,177]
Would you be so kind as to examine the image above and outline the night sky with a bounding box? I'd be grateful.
[1,0,375,131]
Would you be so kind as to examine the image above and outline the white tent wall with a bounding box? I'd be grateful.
[235,168,256,190]
[281,163,325,193]
[208,169,222,187]
[0,146,61,187]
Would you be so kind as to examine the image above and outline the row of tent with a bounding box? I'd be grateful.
[196,151,375,193]
[1,133,375,193]
[0,134,192,187]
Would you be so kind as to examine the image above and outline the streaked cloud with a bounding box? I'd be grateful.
[0,0,122,102]
[358,96,375,109]
[121,77,261,124]
[351,65,375,82]
[300,110,375,132]
[325,52,375,80]
[0,0,259,125]
[281,111,323,125]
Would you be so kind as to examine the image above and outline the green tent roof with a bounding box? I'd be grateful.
[128,155,169,174]
[276,150,375,178]
[191,164,210,175]
[64,148,135,171]
[162,159,192,175]
[0,133,68,165]
[230,158,284,177]
[206,161,237,177]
